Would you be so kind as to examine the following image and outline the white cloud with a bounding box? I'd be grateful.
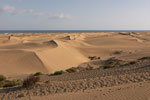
[1,5,33,15]
[0,5,72,20]
[50,13,72,20]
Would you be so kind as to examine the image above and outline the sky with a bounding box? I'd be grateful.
[0,0,150,30]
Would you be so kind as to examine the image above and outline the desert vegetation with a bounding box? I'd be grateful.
[22,75,40,88]
[17,93,24,98]
[137,56,150,60]
[0,75,6,81]
[88,56,101,60]
[0,75,22,88]
[53,70,66,75]
[66,67,77,73]
[33,72,43,76]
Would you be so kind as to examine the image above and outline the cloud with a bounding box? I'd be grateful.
[0,5,72,20]
[1,5,33,15]
[50,13,72,20]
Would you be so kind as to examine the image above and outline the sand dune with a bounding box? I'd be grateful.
[36,40,88,73]
[0,32,150,100]
[0,50,48,77]
[0,32,150,76]
[43,40,58,48]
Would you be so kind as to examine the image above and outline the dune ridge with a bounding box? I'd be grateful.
[0,32,150,76]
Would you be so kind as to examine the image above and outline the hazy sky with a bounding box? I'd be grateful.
[0,0,150,30]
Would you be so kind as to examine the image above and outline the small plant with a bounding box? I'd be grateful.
[18,93,24,98]
[23,75,40,88]
[138,57,150,60]
[113,51,122,55]
[53,70,66,75]
[66,67,77,73]
[0,75,6,81]
[128,61,136,65]
[0,81,5,88]
[86,66,93,70]
[33,72,43,76]
[3,79,22,88]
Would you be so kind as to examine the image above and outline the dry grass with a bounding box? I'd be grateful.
[23,75,40,88]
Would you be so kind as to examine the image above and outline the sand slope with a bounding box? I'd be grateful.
[0,50,48,77]
[26,82,150,100]
[36,40,88,73]
[0,32,150,76]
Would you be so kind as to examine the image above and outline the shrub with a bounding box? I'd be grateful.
[33,72,43,76]
[3,81,15,88]
[103,58,128,69]
[3,79,22,88]
[0,75,6,81]
[66,67,77,73]
[128,61,136,65]
[138,57,150,60]
[22,76,40,88]
[103,60,120,69]
[53,70,66,75]
[86,66,93,70]
[18,93,24,98]
[0,81,5,88]
[113,51,122,55]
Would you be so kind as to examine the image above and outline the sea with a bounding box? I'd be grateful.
[0,30,149,34]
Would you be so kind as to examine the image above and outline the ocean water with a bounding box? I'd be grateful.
[0,30,149,34]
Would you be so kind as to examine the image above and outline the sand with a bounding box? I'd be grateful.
[23,82,150,100]
[0,32,150,76]
[0,32,150,100]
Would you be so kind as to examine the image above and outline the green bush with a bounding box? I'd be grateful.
[3,79,22,88]
[138,56,150,60]
[53,70,66,75]
[23,76,40,88]
[0,81,5,88]
[33,72,43,76]
[103,60,121,69]
[0,75,6,81]
[18,93,24,98]
[86,66,93,70]
[66,67,77,73]
[128,61,136,65]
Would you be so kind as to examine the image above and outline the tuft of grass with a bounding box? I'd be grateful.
[128,61,136,65]
[33,72,43,76]
[0,81,5,88]
[103,60,121,69]
[86,66,93,70]
[22,75,40,88]
[0,75,6,81]
[3,79,22,88]
[53,70,67,75]
[66,67,77,73]
[18,93,24,98]
[138,57,150,60]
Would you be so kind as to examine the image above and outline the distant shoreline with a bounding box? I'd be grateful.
[0,30,150,34]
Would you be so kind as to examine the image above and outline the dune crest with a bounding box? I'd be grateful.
[43,40,58,48]
[36,40,89,73]
[0,32,150,76]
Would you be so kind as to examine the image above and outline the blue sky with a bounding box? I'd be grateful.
[0,0,150,30]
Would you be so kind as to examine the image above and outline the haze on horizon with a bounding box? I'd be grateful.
[0,0,150,30]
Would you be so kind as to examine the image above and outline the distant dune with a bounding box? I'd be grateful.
[0,32,150,76]
[0,32,150,100]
